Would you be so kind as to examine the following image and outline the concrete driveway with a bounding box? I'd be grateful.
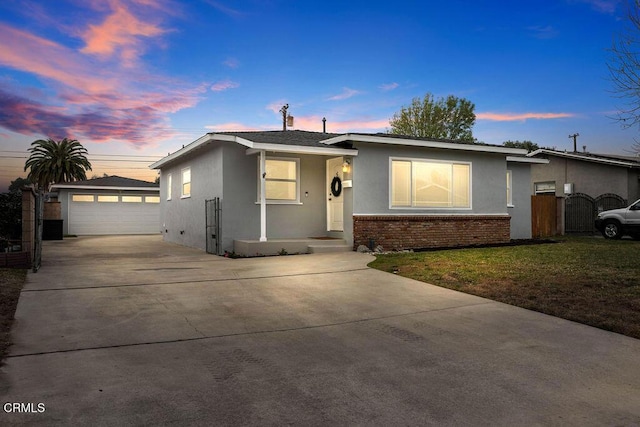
[1,236,639,425]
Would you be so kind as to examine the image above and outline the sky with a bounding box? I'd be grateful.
[0,0,637,192]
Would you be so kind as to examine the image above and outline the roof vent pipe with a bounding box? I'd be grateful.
[322,117,326,133]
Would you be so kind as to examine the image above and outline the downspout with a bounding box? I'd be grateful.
[259,150,267,242]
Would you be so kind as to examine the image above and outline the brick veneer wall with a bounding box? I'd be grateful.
[353,215,511,251]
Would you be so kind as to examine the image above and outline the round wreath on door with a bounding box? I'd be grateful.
[331,175,342,197]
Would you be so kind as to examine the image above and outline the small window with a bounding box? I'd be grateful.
[122,196,142,203]
[506,170,513,207]
[72,195,94,202]
[535,181,556,195]
[257,157,300,203]
[145,196,160,203]
[182,168,191,198]
[167,173,172,200]
[98,195,119,203]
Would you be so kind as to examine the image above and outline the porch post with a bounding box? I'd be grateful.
[259,150,267,242]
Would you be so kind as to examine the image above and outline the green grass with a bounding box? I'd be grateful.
[0,268,27,363]
[369,237,640,339]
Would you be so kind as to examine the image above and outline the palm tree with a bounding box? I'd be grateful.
[24,138,92,191]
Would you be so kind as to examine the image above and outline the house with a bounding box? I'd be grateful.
[150,130,540,256]
[527,149,640,201]
[50,176,160,236]
[527,149,640,233]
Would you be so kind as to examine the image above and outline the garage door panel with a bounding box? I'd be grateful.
[70,194,160,235]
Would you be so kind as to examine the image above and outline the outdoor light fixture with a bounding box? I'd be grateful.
[342,159,351,173]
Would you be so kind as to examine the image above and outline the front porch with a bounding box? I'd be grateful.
[233,237,351,257]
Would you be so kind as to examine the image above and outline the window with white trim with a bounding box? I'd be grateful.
[534,181,555,194]
[390,158,471,208]
[506,170,513,207]
[258,157,300,203]
[181,168,191,198]
[167,173,172,200]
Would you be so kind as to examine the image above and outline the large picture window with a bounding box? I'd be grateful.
[390,158,471,208]
[258,157,300,203]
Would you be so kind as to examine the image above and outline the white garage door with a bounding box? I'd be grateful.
[69,194,160,235]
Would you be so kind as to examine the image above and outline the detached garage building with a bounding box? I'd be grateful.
[51,176,160,236]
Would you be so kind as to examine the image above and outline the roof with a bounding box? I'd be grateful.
[151,130,526,170]
[51,175,159,191]
[527,149,640,168]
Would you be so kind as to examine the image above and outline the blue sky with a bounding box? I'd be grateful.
[0,0,635,191]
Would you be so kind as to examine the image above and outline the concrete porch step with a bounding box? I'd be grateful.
[307,244,352,254]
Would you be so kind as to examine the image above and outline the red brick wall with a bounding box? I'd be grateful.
[353,215,511,250]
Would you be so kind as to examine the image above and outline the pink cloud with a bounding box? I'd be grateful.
[328,87,361,101]
[211,79,240,92]
[476,112,574,121]
[205,123,268,132]
[80,0,168,66]
[0,3,206,148]
[266,100,288,114]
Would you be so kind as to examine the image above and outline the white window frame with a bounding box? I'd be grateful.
[534,181,556,195]
[389,157,472,210]
[506,170,513,207]
[181,168,191,199]
[166,173,172,201]
[256,157,301,205]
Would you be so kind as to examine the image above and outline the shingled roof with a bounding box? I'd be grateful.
[214,130,341,147]
[51,175,158,189]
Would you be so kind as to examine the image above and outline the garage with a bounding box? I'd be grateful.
[51,176,160,236]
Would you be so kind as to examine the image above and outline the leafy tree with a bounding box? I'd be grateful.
[0,179,25,241]
[389,93,476,141]
[24,138,92,191]
[8,177,32,194]
[502,140,540,152]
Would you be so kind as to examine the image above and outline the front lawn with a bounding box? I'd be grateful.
[1,268,27,363]
[369,237,640,339]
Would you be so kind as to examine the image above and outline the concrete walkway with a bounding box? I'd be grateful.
[1,235,639,425]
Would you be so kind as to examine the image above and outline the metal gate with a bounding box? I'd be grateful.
[33,192,43,272]
[205,198,221,255]
[594,193,627,214]
[565,193,628,234]
[565,193,595,233]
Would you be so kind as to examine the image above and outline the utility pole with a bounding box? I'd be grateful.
[568,133,579,152]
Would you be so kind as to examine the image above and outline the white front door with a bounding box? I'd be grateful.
[326,157,344,231]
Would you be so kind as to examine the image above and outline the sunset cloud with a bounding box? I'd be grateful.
[0,1,206,148]
[328,87,361,101]
[476,112,574,121]
[80,0,168,67]
[211,79,240,92]
[223,57,240,68]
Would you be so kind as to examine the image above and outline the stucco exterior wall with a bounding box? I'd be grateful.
[508,162,533,239]
[351,142,508,215]
[159,142,341,253]
[530,156,638,200]
[159,144,223,250]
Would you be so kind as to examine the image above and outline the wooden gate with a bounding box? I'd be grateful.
[531,195,557,238]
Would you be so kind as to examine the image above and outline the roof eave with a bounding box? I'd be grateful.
[527,149,640,168]
[51,185,160,191]
[322,134,527,155]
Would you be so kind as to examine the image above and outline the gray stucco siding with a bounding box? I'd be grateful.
[159,144,224,250]
[531,156,636,200]
[507,162,533,239]
[351,143,508,215]
[221,148,332,252]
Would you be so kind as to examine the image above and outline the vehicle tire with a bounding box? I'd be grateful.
[602,220,623,239]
